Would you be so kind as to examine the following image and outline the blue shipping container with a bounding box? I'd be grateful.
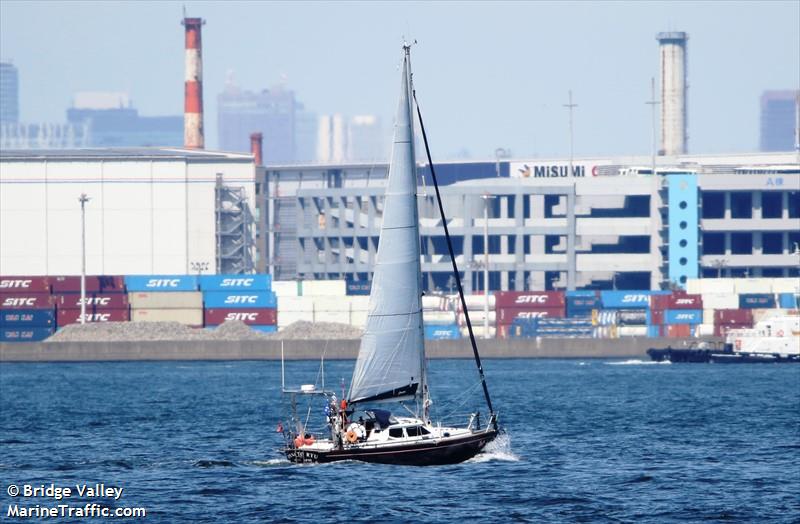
[0,309,55,327]
[600,291,654,309]
[664,309,703,325]
[250,325,278,334]
[203,291,277,309]
[567,295,601,310]
[647,325,663,338]
[346,281,371,295]
[565,290,599,298]
[778,293,799,309]
[0,327,54,342]
[199,274,272,291]
[738,293,776,309]
[424,324,460,340]
[125,275,198,292]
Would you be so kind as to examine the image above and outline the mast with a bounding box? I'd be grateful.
[412,93,496,424]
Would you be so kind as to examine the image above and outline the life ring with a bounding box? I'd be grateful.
[346,430,358,443]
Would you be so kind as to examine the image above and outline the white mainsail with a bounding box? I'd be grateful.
[348,50,425,405]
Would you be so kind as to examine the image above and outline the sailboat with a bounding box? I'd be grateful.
[282,44,498,466]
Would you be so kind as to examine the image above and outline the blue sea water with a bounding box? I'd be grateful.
[1,359,798,523]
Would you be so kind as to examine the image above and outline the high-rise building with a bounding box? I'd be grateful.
[217,82,297,164]
[0,62,19,124]
[66,91,182,147]
[317,114,384,164]
[760,90,799,152]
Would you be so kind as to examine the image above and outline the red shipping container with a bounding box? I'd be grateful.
[204,308,277,326]
[495,291,565,309]
[54,293,129,310]
[497,307,565,325]
[714,309,753,325]
[51,276,125,293]
[0,293,55,310]
[666,324,692,338]
[650,309,664,325]
[0,276,51,293]
[496,324,512,339]
[57,308,130,326]
[650,294,672,311]
[667,294,703,309]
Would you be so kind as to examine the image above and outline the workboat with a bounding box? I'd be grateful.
[647,312,800,364]
[280,45,498,465]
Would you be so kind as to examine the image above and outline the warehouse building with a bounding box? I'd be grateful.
[0,148,256,276]
[259,152,800,292]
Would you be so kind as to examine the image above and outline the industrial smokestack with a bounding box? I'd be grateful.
[656,31,688,156]
[250,132,263,166]
[183,16,205,149]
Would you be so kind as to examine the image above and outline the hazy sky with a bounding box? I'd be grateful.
[1,1,798,160]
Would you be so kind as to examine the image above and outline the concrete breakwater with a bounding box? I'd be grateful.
[0,337,718,363]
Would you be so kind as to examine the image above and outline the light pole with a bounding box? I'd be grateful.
[563,90,577,177]
[494,147,509,178]
[480,193,495,339]
[78,193,90,325]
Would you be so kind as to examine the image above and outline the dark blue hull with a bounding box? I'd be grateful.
[647,347,800,364]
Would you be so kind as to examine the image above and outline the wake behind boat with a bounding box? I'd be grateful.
[280,44,498,466]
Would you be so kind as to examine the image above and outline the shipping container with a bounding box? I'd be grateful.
[738,293,776,309]
[348,296,371,311]
[0,309,55,327]
[456,294,496,310]
[592,326,618,339]
[459,325,495,338]
[301,280,346,297]
[457,311,496,326]
[700,293,740,310]
[702,309,716,325]
[565,290,599,297]
[647,325,664,337]
[131,308,202,326]
[495,291,564,309]
[346,280,371,296]
[422,295,446,311]
[733,278,775,294]
[618,326,648,337]
[664,309,703,325]
[694,324,715,337]
[649,309,664,325]
[204,308,277,326]
[272,280,300,297]
[52,275,125,293]
[618,310,649,326]
[277,296,315,313]
[666,324,692,338]
[751,309,790,323]
[199,274,272,291]
[714,309,754,325]
[593,310,619,326]
[424,324,460,340]
[203,291,277,309]
[566,295,601,310]
[0,276,51,293]
[778,293,799,309]
[0,293,54,310]
[0,327,54,342]
[312,296,347,312]
[128,291,203,310]
[54,293,129,310]
[497,307,565,325]
[57,308,130,326]
[250,325,278,334]
[771,278,800,293]
[423,310,457,326]
[600,291,653,309]
[651,293,703,310]
[124,275,198,292]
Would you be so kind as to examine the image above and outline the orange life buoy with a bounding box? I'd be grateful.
[346,430,358,443]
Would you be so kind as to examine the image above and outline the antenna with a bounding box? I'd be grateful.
[281,340,285,391]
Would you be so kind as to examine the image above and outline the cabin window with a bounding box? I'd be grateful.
[389,428,404,439]
[405,426,429,437]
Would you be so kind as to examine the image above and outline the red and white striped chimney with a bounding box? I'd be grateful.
[250,132,263,166]
[182,16,205,149]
